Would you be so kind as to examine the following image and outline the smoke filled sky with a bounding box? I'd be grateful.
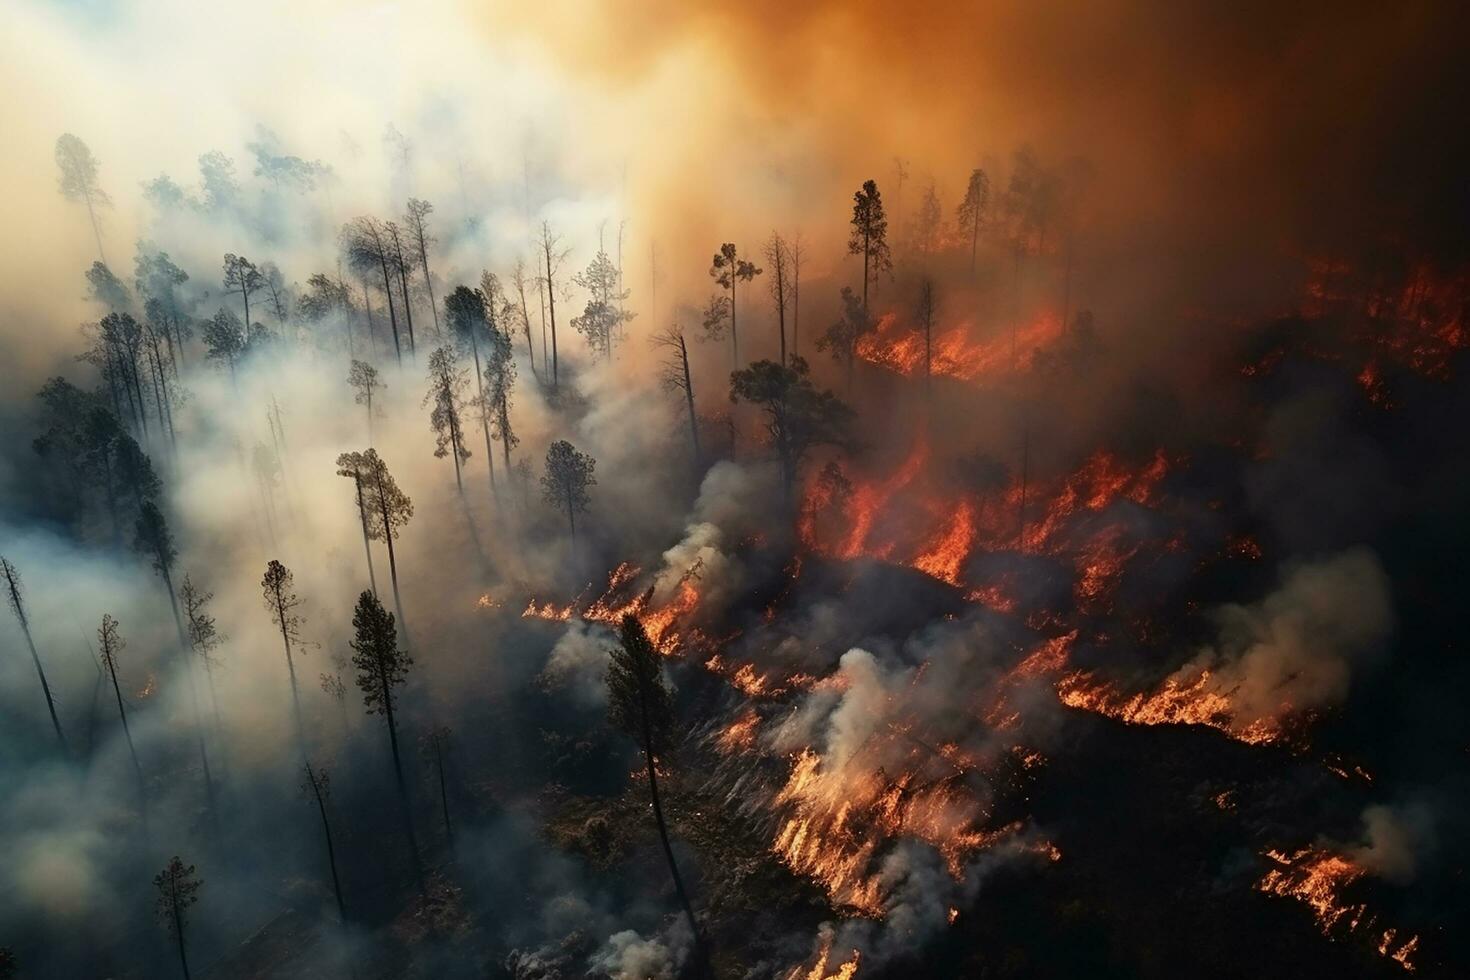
[2,2,1469,978]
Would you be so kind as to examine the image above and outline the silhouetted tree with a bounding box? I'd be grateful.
[134,501,186,640]
[222,254,262,330]
[482,282,520,478]
[816,286,874,391]
[350,590,421,877]
[537,222,571,389]
[335,452,380,596]
[730,357,854,501]
[198,150,239,212]
[405,198,440,337]
[572,245,632,361]
[709,243,762,367]
[98,614,146,818]
[917,278,937,396]
[299,273,356,355]
[446,285,500,498]
[261,559,307,742]
[1,557,65,749]
[510,257,538,377]
[763,233,793,364]
[848,180,892,310]
[55,133,110,264]
[423,345,471,491]
[421,726,453,846]
[652,324,700,468]
[540,440,596,542]
[344,216,404,363]
[301,762,347,919]
[608,614,706,960]
[153,857,202,980]
[360,449,413,630]
[202,308,246,384]
[956,168,991,274]
[180,574,225,735]
[384,220,418,358]
[912,180,943,256]
[790,234,805,359]
[346,359,383,443]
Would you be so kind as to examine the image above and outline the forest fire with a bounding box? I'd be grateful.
[522,561,702,653]
[1055,669,1284,745]
[5,4,1464,976]
[1256,848,1420,971]
[855,311,1066,382]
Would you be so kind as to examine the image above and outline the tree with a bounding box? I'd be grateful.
[133,500,177,604]
[349,590,421,875]
[180,574,225,735]
[261,559,307,741]
[55,133,110,264]
[848,179,892,310]
[790,234,806,359]
[956,168,991,274]
[607,614,705,960]
[917,277,937,398]
[202,308,246,384]
[651,324,700,468]
[404,198,440,336]
[730,357,854,501]
[98,614,147,819]
[540,440,596,542]
[423,345,471,491]
[914,181,943,256]
[571,246,632,361]
[197,150,239,212]
[384,221,418,358]
[421,726,453,846]
[222,254,262,330]
[335,452,379,596]
[1,557,66,749]
[135,247,193,369]
[346,359,383,443]
[816,286,874,391]
[153,857,202,980]
[301,762,347,919]
[763,233,793,364]
[86,261,131,311]
[709,243,762,367]
[299,273,356,355]
[344,217,404,364]
[446,285,500,498]
[510,257,537,377]
[481,283,520,479]
[537,222,571,389]
[359,449,413,630]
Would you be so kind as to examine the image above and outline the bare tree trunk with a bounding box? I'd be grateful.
[638,683,706,971]
[84,190,107,266]
[353,473,379,596]
[381,677,423,890]
[13,614,65,752]
[308,768,347,919]
[171,897,191,980]
[469,338,497,500]
[545,246,560,390]
[431,736,452,846]
[680,335,700,467]
[104,654,147,824]
[377,258,402,364]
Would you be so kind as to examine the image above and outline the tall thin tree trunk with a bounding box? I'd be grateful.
[377,259,402,364]
[381,681,423,889]
[171,894,191,980]
[545,248,559,390]
[11,609,65,750]
[275,599,306,751]
[308,770,347,919]
[470,339,497,499]
[639,683,704,966]
[353,473,379,596]
[680,335,700,468]
[432,737,452,846]
[376,477,408,637]
[84,191,106,266]
[396,260,416,360]
[104,655,147,824]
